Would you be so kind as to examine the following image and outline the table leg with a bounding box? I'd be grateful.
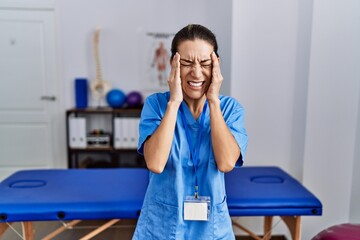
[21,222,34,240]
[0,223,10,238]
[281,216,301,240]
[263,216,273,240]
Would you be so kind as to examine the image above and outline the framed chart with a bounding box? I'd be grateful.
[139,32,174,92]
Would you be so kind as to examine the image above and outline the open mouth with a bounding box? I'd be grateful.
[188,81,205,88]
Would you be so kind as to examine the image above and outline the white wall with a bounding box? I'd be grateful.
[231,0,360,238]
[231,0,301,237]
[302,0,360,238]
[350,81,360,222]
[231,0,299,173]
[55,0,232,109]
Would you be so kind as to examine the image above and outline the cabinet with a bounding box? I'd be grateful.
[66,107,145,169]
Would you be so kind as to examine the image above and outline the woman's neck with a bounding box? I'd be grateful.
[183,96,206,120]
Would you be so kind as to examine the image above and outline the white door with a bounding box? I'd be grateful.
[0,9,63,180]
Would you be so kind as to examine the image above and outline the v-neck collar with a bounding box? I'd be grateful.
[180,101,208,127]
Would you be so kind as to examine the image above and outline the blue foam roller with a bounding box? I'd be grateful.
[75,78,88,109]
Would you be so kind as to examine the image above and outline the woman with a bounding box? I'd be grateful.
[133,24,248,240]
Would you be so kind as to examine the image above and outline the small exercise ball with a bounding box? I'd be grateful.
[126,91,143,107]
[106,89,126,108]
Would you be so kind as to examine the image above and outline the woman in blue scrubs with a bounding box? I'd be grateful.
[133,24,248,240]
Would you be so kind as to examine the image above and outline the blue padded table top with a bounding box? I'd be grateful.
[0,168,149,222]
[225,166,322,216]
[0,166,322,222]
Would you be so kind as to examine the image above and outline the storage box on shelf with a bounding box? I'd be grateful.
[66,107,145,169]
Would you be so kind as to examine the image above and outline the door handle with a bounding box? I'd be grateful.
[41,96,56,101]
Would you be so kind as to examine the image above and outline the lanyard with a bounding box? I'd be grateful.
[179,101,207,198]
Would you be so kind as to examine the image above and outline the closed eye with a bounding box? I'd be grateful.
[180,59,192,67]
[179,59,212,69]
[180,63,192,67]
[201,63,212,68]
[200,59,212,68]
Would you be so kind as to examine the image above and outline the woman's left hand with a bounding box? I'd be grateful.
[206,52,223,102]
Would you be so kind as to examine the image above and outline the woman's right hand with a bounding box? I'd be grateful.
[168,52,183,103]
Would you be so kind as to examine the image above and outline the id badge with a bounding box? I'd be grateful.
[183,196,210,221]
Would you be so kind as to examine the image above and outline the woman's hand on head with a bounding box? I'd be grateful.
[168,52,183,104]
[206,52,223,102]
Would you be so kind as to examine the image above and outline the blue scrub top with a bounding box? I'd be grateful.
[133,92,248,240]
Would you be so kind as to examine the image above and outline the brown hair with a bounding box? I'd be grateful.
[170,24,219,59]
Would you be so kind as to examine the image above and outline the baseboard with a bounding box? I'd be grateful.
[236,235,287,240]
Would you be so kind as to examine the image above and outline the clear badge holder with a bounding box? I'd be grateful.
[183,196,210,221]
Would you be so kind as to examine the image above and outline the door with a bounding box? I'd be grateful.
[0,9,63,180]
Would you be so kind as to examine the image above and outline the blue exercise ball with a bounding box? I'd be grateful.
[106,89,126,108]
[126,91,143,107]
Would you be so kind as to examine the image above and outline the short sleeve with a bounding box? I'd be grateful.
[222,97,248,167]
[137,93,168,155]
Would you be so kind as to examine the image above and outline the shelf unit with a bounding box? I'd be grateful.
[66,107,145,169]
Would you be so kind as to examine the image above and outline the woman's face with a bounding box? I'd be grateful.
[177,39,214,102]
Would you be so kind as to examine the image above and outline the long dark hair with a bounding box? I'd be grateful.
[170,24,219,59]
